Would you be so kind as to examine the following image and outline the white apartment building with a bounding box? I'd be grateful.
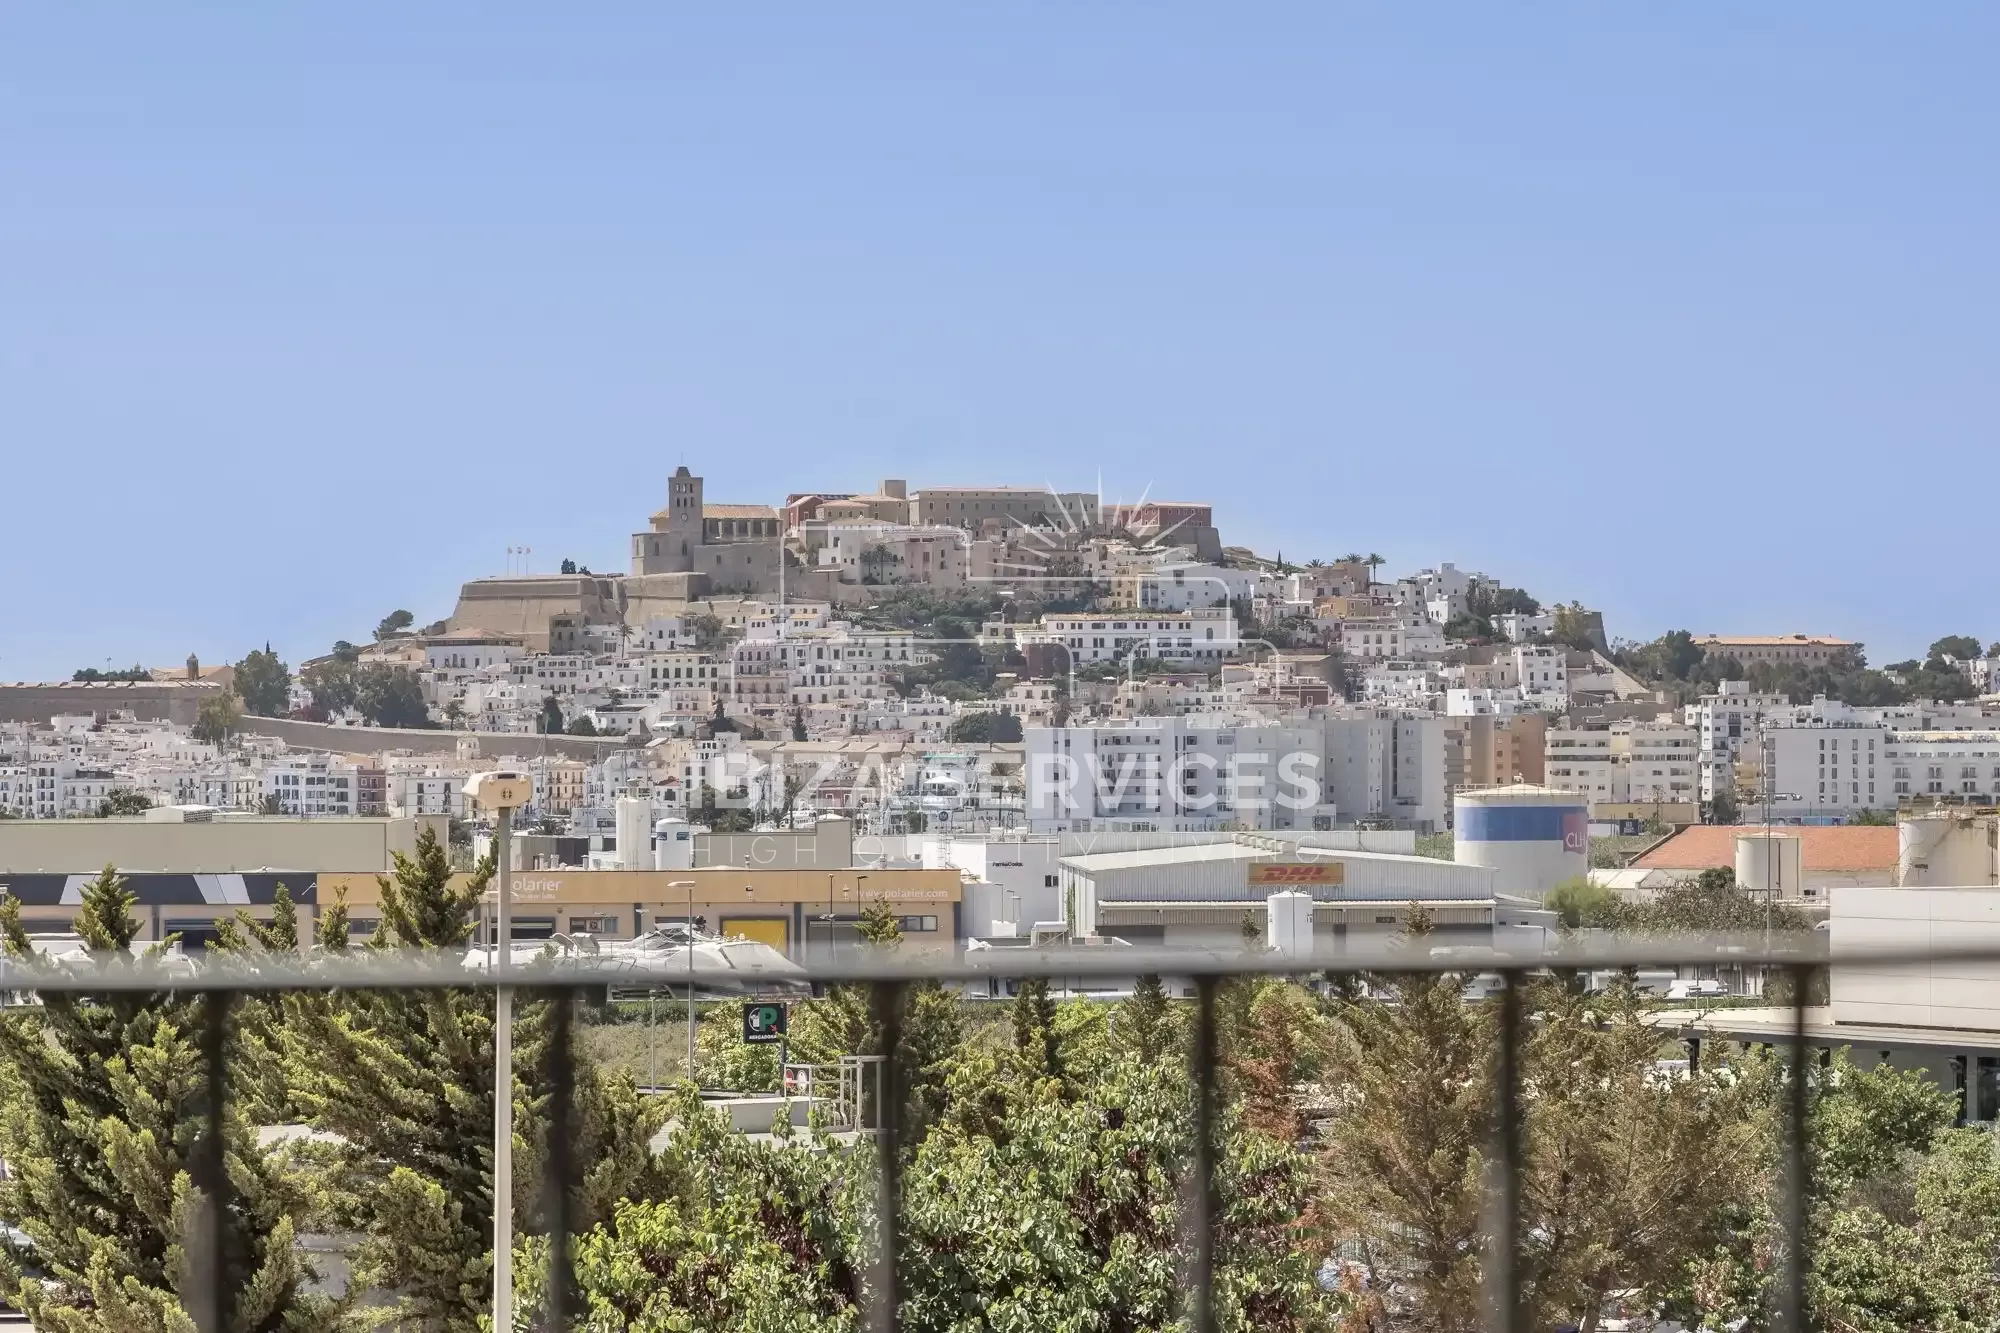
[0,761,120,818]
[1395,563,1483,622]
[640,652,725,697]
[1447,688,1529,717]
[1512,645,1569,708]
[1019,609,1239,666]
[784,629,924,706]
[1495,612,1555,643]
[1686,680,1788,804]
[511,654,601,697]
[817,522,969,588]
[1878,733,2000,806]
[1117,562,1255,613]
[1545,720,1700,810]
[1322,713,1451,832]
[1026,718,1337,834]
[1361,663,1441,706]
[424,636,524,672]
[1338,617,1446,661]
[262,754,360,817]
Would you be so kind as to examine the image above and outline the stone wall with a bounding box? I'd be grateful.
[0,680,223,726]
[234,715,633,761]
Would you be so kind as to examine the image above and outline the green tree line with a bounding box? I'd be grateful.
[1,851,1996,1331]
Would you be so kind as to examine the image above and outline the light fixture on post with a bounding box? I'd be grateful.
[463,769,533,1333]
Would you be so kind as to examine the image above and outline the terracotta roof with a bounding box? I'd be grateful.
[702,504,778,519]
[1696,634,1854,647]
[1632,824,1898,873]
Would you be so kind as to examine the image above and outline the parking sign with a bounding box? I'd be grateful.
[742,1001,787,1044]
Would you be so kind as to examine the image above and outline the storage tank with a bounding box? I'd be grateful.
[1265,891,1315,959]
[653,818,694,871]
[1453,785,1588,898]
[614,796,652,871]
[1898,814,2000,887]
[1735,831,1803,899]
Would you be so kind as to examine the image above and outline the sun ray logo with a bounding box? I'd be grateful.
[968,477,1202,590]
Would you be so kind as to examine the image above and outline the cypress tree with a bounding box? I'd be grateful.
[1119,973,1173,1066]
[287,826,660,1332]
[0,866,340,1333]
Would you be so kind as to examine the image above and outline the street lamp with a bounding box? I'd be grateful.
[666,880,697,1079]
[463,770,532,1333]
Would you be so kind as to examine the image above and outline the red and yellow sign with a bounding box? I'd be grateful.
[1248,862,1344,886]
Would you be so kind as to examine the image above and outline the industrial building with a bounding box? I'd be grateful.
[0,809,450,875]
[324,866,963,960]
[1057,841,1500,949]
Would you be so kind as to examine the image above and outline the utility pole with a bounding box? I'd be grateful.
[463,771,530,1333]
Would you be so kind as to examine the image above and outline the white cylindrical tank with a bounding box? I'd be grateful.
[1898,815,2000,887]
[1735,831,1803,898]
[1453,785,1589,899]
[653,818,694,871]
[1265,890,1315,959]
[615,796,652,872]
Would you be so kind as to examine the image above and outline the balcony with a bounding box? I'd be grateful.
[11,923,1999,1332]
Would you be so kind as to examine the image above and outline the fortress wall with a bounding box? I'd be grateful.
[0,681,223,726]
[234,715,633,761]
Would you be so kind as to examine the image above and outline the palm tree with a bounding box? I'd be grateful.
[1306,558,1327,569]
[1366,552,1386,585]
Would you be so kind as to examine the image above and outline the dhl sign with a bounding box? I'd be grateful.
[1248,862,1344,886]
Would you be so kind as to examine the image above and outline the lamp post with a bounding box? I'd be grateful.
[463,771,532,1333]
[667,880,697,1079]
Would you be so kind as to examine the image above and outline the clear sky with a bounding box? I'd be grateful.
[4,5,1994,681]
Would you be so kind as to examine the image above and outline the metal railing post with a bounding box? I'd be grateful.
[1191,976,1218,1333]
[544,986,576,1333]
[195,989,233,1333]
[1489,970,1524,1333]
[1779,964,1812,1333]
[868,981,907,1333]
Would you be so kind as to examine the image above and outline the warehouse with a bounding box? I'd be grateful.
[1059,842,1499,949]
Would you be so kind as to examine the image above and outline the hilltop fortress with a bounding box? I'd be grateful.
[448,465,1224,649]
[448,466,836,648]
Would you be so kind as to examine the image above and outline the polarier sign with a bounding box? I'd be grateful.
[1248,863,1345,886]
[742,1002,788,1045]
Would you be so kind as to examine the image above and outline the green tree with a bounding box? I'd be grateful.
[565,715,599,737]
[374,609,416,641]
[356,664,433,728]
[521,1089,858,1333]
[539,694,566,734]
[1316,946,1489,1331]
[192,691,243,746]
[0,869,341,1333]
[233,645,291,717]
[946,712,1022,744]
[300,655,359,720]
[1928,634,1983,664]
[95,788,154,817]
[1544,874,1621,929]
[559,559,577,575]
[71,664,151,682]
[1117,974,1175,1066]
[287,828,664,1333]
[1517,986,1758,1329]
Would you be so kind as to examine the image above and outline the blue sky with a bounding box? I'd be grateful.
[3,5,1994,680]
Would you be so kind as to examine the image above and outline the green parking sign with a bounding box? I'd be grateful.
[742,1001,787,1044]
